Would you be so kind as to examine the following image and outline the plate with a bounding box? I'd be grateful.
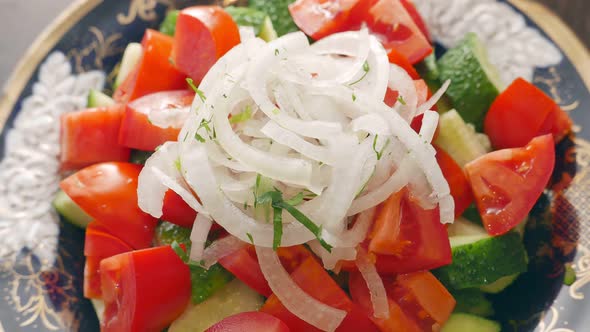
[0,0,588,331]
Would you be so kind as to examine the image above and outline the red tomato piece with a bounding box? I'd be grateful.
[218,246,272,297]
[60,162,156,249]
[400,0,431,42]
[261,257,379,332]
[288,0,372,40]
[113,29,187,103]
[161,190,198,228]
[118,90,194,151]
[373,195,452,274]
[366,0,432,64]
[387,48,420,79]
[435,146,473,217]
[465,134,556,236]
[389,271,455,325]
[84,256,103,299]
[101,246,191,332]
[60,105,130,171]
[368,189,404,255]
[348,272,422,332]
[206,312,291,332]
[173,6,240,84]
[484,78,572,149]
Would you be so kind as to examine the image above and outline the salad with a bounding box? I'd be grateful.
[52,0,574,331]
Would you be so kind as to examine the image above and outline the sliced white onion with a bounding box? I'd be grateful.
[189,214,213,263]
[201,235,247,269]
[148,106,190,129]
[256,246,347,331]
[416,79,451,115]
[239,26,256,41]
[419,111,440,145]
[356,248,389,319]
[388,64,418,122]
[309,241,357,270]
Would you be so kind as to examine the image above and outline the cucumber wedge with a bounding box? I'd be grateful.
[53,190,93,228]
[480,274,519,294]
[155,221,191,246]
[160,10,179,36]
[442,313,500,332]
[438,33,503,131]
[435,232,528,289]
[225,6,278,42]
[451,288,494,317]
[114,43,142,89]
[87,89,115,108]
[169,279,264,332]
[435,110,491,167]
[248,0,298,37]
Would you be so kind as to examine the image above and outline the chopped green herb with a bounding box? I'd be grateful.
[274,48,280,56]
[397,95,407,105]
[285,192,305,206]
[372,135,391,160]
[272,108,280,115]
[186,78,206,102]
[174,158,182,172]
[564,264,577,286]
[348,61,371,86]
[272,206,283,250]
[229,105,253,124]
[194,133,206,143]
[183,131,190,142]
[352,93,357,102]
[246,232,254,244]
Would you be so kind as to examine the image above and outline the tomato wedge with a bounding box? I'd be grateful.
[113,29,187,103]
[206,312,291,332]
[261,256,379,332]
[60,105,129,171]
[161,190,198,228]
[368,190,404,255]
[118,90,194,151]
[101,246,191,332]
[60,162,156,249]
[465,134,556,236]
[400,0,431,42]
[372,194,452,274]
[173,6,240,84]
[366,0,432,64]
[435,146,473,217]
[387,48,420,79]
[484,78,572,149]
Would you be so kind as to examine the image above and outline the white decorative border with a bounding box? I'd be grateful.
[0,52,105,269]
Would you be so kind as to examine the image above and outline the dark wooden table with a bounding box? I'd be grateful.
[539,0,589,48]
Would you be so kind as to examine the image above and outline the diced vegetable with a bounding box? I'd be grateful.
[480,274,519,294]
[225,6,278,41]
[155,221,191,246]
[251,0,299,36]
[435,146,474,218]
[87,89,115,107]
[441,313,501,332]
[450,289,494,317]
[434,232,528,290]
[114,30,187,103]
[205,312,291,332]
[119,90,194,151]
[169,279,264,332]
[60,162,157,249]
[160,10,179,36]
[438,33,503,130]
[53,189,93,228]
[114,43,142,89]
[435,110,491,167]
[288,0,367,40]
[100,246,191,332]
[465,135,555,236]
[218,246,272,297]
[484,78,572,149]
[161,190,199,228]
[387,48,420,79]
[60,105,130,171]
[190,264,234,304]
[368,190,404,255]
[172,6,240,84]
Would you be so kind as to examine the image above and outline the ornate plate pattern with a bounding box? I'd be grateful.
[0,0,588,331]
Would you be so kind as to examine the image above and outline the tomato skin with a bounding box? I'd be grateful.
[368,190,404,255]
[60,162,156,249]
[400,0,431,42]
[435,146,473,217]
[161,190,198,228]
[60,105,130,171]
[366,0,432,64]
[348,272,422,332]
[261,257,379,332]
[218,246,272,297]
[288,0,370,40]
[373,196,452,274]
[118,90,194,151]
[206,312,291,332]
[173,6,240,84]
[101,246,191,332]
[114,30,187,103]
[484,78,572,149]
[465,134,556,236]
[387,48,420,79]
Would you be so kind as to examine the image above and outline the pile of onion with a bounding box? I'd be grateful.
[137,29,452,331]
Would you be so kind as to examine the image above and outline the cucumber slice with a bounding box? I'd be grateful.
[53,190,93,228]
[480,274,519,294]
[160,10,179,36]
[451,289,494,317]
[87,89,115,108]
[225,7,278,42]
[248,0,298,37]
[169,279,264,332]
[114,43,142,89]
[435,110,491,167]
[435,232,528,289]
[155,221,191,246]
[438,33,503,131]
[442,313,500,332]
